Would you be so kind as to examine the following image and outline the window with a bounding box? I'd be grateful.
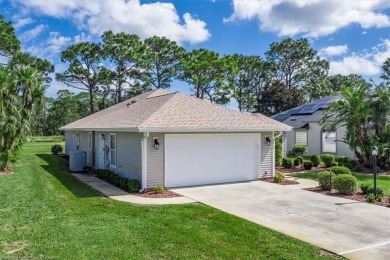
[295,131,307,146]
[322,128,336,153]
[76,132,80,150]
[109,133,116,167]
[88,132,92,150]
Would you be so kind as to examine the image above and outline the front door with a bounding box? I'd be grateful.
[98,134,105,169]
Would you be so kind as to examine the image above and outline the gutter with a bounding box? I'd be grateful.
[140,132,149,192]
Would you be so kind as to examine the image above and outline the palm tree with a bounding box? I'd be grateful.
[322,83,372,164]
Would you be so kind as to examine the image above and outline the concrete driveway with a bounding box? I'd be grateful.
[173,178,390,260]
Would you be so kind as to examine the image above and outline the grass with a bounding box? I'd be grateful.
[290,170,390,195]
[0,139,340,259]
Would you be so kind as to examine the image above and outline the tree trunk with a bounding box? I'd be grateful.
[89,88,94,114]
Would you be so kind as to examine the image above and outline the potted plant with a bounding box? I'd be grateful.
[303,162,313,170]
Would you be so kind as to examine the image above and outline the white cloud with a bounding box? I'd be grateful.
[13,17,34,30]
[74,32,93,43]
[46,32,72,55]
[15,0,210,44]
[319,45,348,57]
[329,39,390,76]
[225,0,390,37]
[19,24,46,41]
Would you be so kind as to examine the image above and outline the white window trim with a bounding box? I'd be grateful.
[321,128,337,154]
[88,132,92,150]
[109,133,117,168]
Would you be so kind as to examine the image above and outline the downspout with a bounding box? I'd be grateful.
[140,132,149,192]
[92,131,96,170]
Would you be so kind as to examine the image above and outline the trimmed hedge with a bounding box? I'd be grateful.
[322,154,335,167]
[95,169,140,193]
[291,144,307,156]
[318,171,335,191]
[282,158,293,168]
[310,155,321,167]
[51,144,63,155]
[329,166,351,175]
[333,174,357,195]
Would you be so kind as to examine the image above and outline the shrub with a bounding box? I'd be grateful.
[344,163,352,169]
[120,179,129,191]
[350,160,358,167]
[330,162,338,167]
[322,154,335,167]
[293,158,300,166]
[113,175,122,187]
[275,137,283,167]
[296,157,303,164]
[318,171,335,191]
[367,187,384,197]
[366,193,375,203]
[274,172,284,183]
[128,179,140,192]
[291,144,307,156]
[354,164,364,172]
[359,182,370,194]
[333,174,357,195]
[282,158,293,168]
[329,166,351,175]
[51,144,63,155]
[337,156,351,165]
[376,194,383,202]
[153,184,165,193]
[109,172,117,184]
[310,155,321,167]
[382,164,390,171]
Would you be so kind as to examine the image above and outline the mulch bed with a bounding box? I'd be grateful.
[304,186,390,207]
[260,177,300,185]
[133,190,182,198]
[277,165,326,174]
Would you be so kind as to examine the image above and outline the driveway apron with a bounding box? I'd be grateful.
[173,179,390,260]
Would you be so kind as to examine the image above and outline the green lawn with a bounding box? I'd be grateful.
[0,140,339,259]
[289,171,390,195]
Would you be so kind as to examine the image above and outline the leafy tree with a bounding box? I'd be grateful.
[381,57,390,83]
[265,38,329,105]
[56,42,107,114]
[179,49,231,104]
[144,36,185,89]
[46,90,91,135]
[224,54,268,111]
[304,74,366,101]
[0,15,20,58]
[256,81,303,116]
[102,31,150,102]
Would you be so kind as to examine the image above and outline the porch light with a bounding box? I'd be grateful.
[101,134,105,140]
[153,137,160,150]
[265,136,271,146]
[372,146,378,156]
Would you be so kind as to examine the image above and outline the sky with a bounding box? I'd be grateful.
[1,0,390,98]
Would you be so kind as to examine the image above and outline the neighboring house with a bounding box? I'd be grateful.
[60,89,291,190]
[272,96,354,158]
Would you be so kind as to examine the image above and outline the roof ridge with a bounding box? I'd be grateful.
[145,91,177,99]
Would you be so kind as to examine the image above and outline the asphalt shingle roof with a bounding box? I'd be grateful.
[60,89,292,132]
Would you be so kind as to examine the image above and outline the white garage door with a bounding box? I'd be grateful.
[165,134,260,187]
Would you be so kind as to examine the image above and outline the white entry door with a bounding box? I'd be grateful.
[165,134,260,187]
[98,134,105,169]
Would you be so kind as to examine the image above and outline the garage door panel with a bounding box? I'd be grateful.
[165,134,259,187]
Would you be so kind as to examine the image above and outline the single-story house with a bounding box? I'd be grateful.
[272,96,354,158]
[60,89,292,190]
